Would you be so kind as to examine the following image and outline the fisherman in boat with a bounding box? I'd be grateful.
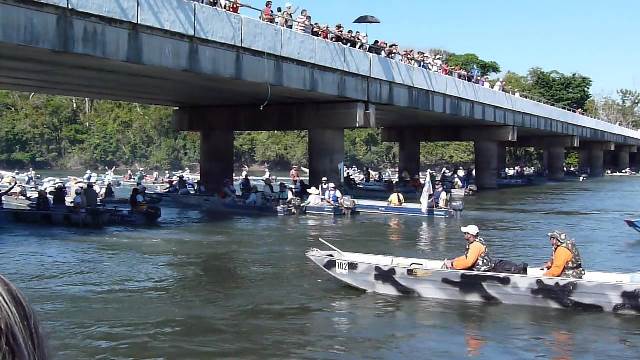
[129,187,146,211]
[289,165,300,181]
[443,225,493,271]
[0,177,17,209]
[84,183,99,208]
[72,188,86,211]
[245,185,263,207]
[292,178,303,198]
[177,175,189,195]
[453,174,463,189]
[387,186,404,207]
[277,182,294,205]
[221,179,237,200]
[303,186,323,206]
[433,182,448,209]
[135,169,145,186]
[35,190,50,211]
[542,231,585,279]
[262,178,275,201]
[240,174,252,199]
[83,170,92,182]
[103,183,115,199]
[325,183,343,206]
[52,183,67,208]
[319,177,330,200]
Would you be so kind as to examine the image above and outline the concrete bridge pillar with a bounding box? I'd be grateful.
[615,145,636,171]
[603,150,616,172]
[630,151,640,171]
[397,130,421,179]
[474,141,499,189]
[578,149,590,174]
[201,129,234,192]
[584,142,614,177]
[497,144,507,176]
[308,129,344,188]
[545,146,566,180]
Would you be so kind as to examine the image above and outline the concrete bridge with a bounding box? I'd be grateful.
[2,0,639,189]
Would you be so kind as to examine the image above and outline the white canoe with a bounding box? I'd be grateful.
[306,246,640,314]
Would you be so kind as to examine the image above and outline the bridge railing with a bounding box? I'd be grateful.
[28,0,640,139]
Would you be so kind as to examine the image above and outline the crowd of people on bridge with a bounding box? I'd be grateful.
[192,0,521,96]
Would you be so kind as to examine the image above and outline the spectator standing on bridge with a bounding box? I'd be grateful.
[227,0,240,13]
[260,1,275,23]
[280,3,298,29]
[295,9,311,34]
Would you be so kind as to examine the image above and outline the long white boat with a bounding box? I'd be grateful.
[306,241,640,314]
[354,199,457,218]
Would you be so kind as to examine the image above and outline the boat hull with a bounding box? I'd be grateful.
[0,206,160,228]
[354,199,455,218]
[306,249,640,314]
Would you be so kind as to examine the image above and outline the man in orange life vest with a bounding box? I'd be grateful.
[444,225,493,271]
[543,230,585,279]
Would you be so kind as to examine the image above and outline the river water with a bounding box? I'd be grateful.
[2,176,640,359]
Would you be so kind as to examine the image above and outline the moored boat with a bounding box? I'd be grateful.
[306,241,640,314]
[344,182,421,202]
[0,206,160,228]
[354,199,456,218]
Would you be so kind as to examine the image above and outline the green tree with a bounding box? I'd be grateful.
[446,53,500,76]
[526,67,592,110]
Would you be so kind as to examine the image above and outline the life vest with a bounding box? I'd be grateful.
[327,190,339,203]
[278,190,289,201]
[468,238,493,271]
[557,240,585,279]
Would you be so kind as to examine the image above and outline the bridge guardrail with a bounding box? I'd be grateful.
[25,0,640,140]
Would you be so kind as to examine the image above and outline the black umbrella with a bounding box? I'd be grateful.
[353,15,381,24]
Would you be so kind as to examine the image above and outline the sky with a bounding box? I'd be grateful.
[245,0,640,98]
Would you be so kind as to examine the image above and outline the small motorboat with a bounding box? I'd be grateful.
[0,205,161,228]
[624,219,640,232]
[353,199,457,218]
[306,239,640,315]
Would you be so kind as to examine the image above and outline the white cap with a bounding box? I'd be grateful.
[321,177,328,181]
[285,2,292,7]
[328,183,336,188]
[461,225,479,236]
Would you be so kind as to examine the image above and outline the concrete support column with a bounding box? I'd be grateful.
[308,128,344,187]
[200,129,234,192]
[398,131,421,179]
[497,144,507,175]
[474,140,499,189]
[603,150,616,172]
[615,146,631,171]
[631,152,640,171]
[588,143,605,177]
[578,149,590,174]
[545,146,565,180]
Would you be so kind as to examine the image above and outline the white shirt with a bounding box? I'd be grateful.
[305,194,323,206]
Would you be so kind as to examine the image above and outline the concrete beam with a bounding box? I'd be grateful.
[382,126,517,142]
[173,102,374,131]
[516,136,579,148]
